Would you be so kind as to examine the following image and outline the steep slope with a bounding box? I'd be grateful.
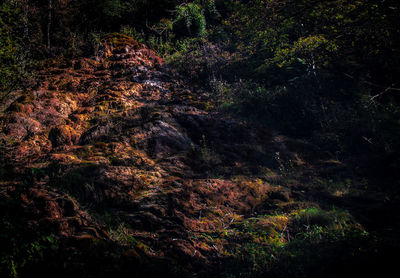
[1,34,398,277]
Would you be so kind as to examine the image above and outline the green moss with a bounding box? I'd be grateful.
[102,33,140,49]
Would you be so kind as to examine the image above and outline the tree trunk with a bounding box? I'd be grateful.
[23,2,28,38]
[47,0,52,49]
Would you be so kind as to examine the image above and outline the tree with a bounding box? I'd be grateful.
[47,0,52,49]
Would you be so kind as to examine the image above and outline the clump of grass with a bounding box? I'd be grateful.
[289,207,360,242]
[108,223,138,246]
[212,207,369,278]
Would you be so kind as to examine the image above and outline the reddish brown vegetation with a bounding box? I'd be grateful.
[0,35,351,272]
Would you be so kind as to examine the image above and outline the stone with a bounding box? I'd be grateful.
[49,125,79,147]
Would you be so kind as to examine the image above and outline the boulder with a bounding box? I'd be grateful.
[49,125,79,147]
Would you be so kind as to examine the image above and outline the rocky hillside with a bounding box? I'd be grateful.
[1,34,399,277]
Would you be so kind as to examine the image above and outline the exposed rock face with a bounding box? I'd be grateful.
[49,125,79,147]
[0,34,323,273]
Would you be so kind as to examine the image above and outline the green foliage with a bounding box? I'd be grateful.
[120,25,145,44]
[108,223,139,246]
[270,34,338,69]
[0,1,25,96]
[224,79,321,137]
[173,2,206,38]
[215,208,371,278]
[289,207,357,240]
[224,0,400,84]
[166,38,227,81]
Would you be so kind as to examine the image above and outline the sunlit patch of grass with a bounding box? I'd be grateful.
[212,206,369,277]
[288,207,362,242]
[108,223,138,246]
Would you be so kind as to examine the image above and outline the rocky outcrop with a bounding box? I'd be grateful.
[49,125,79,147]
[0,33,333,274]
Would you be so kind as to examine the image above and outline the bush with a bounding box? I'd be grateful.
[166,39,227,81]
[120,25,145,44]
[226,78,322,137]
[173,2,206,38]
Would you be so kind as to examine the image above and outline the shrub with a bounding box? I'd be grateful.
[166,39,227,81]
[173,2,206,38]
[120,25,145,44]
[227,79,321,137]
